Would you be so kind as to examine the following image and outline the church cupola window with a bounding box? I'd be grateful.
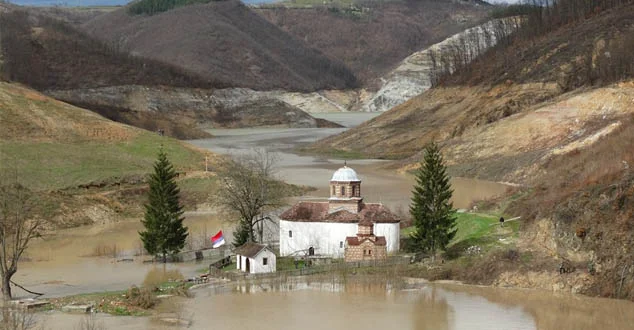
[328,163,363,213]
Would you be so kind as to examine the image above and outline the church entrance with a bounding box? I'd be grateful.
[308,247,315,256]
[245,258,250,273]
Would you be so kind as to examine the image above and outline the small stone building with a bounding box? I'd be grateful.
[344,219,387,262]
[235,242,276,274]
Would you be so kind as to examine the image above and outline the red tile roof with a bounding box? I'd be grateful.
[345,236,387,246]
[279,201,399,223]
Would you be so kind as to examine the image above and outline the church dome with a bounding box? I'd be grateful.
[331,166,360,182]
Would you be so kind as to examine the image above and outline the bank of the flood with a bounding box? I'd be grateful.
[40,276,634,329]
[17,112,531,329]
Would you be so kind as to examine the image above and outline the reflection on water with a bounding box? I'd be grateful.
[442,284,634,330]
[25,113,629,329]
[41,278,634,329]
[189,279,537,330]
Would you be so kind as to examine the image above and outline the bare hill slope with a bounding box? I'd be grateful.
[308,1,634,300]
[256,0,490,87]
[311,2,634,166]
[0,10,216,91]
[82,0,358,92]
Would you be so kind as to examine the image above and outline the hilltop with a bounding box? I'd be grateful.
[82,0,358,92]
[0,7,342,138]
[256,0,490,87]
[0,10,217,91]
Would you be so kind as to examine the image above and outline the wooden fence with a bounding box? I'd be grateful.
[217,255,413,281]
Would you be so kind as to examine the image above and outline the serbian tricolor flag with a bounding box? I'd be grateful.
[211,230,225,248]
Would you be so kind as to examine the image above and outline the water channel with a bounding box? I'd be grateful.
[17,112,634,329]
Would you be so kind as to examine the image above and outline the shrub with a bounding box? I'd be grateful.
[126,286,157,309]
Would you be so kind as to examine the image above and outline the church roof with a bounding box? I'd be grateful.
[345,236,387,246]
[234,242,270,258]
[279,201,400,223]
[331,166,360,182]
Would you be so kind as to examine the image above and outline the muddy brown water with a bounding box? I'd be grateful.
[41,279,634,329]
[18,112,620,329]
[190,112,511,211]
[18,114,507,297]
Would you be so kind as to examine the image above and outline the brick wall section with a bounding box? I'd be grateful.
[344,241,387,262]
[358,224,372,235]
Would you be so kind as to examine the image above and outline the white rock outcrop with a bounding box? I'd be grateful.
[362,17,521,112]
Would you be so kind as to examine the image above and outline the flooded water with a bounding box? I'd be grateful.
[189,112,511,211]
[17,112,564,330]
[16,213,230,298]
[43,279,634,330]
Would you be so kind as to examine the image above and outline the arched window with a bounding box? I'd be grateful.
[352,186,356,197]
[341,186,346,196]
[332,186,335,195]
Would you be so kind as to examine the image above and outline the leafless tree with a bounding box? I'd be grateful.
[0,180,42,300]
[217,149,286,244]
[75,313,106,330]
[0,305,38,330]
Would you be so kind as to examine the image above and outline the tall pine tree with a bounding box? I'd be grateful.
[140,149,188,262]
[409,142,457,258]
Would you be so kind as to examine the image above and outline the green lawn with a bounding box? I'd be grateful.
[277,257,306,271]
[0,133,205,191]
[401,212,520,258]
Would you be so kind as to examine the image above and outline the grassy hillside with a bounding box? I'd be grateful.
[82,0,358,92]
[256,0,490,87]
[0,82,210,191]
[0,10,218,91]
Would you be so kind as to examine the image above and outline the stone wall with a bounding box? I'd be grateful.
[344,240,387,262]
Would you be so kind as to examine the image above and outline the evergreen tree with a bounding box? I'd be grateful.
[140,149,188,262]
[409,142,457,257]
[232,220,250,247]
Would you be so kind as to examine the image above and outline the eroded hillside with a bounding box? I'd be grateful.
[257,0,490,87]
[311,1,634,299]
[311,2,634,181]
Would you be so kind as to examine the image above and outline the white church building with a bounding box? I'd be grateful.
[279,165,400,258]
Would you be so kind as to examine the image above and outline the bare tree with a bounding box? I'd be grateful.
[0,181,42,300]
[0,305,38,330]
[75,313,106,330]
[217,149,286,245]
